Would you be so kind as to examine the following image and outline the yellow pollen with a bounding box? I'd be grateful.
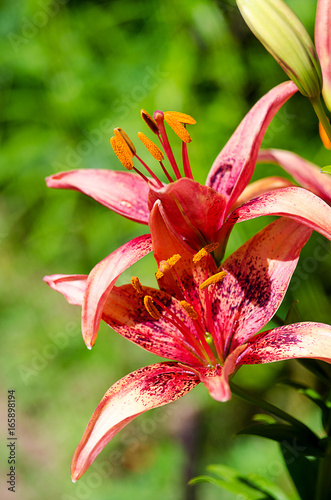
[193,242,220,263]
[164,113,192,143]
[144,295,161,320]
[180,300,198,320]
[110,136,133,170]
[164,111,196,125]
[138,132,164,161]
[114,128,136,155]
[131,276,143,295]
[141,109,159,135]
[199,271,227,290]
[156,254,182,280]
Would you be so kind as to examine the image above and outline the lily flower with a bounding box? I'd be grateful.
[47,82,299,263]
[46,81,331,349]
[44,215,331,482]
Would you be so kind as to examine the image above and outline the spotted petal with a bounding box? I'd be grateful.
[206,81,298,210]
[257,149,331,204]
[228,186,331,239]
[82,234,152,349]
[71,362,199,481]
[211,218,312,353]
[102,284,206,366]
[46,169,150,224]
[237,322,331,365]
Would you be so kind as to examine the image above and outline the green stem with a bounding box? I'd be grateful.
[230,382,312,433]
[310,96,331,142]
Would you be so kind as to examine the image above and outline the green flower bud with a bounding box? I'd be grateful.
[236,0,323,98]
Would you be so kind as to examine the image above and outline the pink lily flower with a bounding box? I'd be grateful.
[47,82,301,264]
[44,215,331,481]
[46,81,331,349]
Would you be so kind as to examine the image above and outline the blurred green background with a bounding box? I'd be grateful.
[1,0,330,499]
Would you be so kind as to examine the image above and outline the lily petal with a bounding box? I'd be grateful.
[71,362,199,481]
[82,234,152,349]
[43,274,87,305]
[102,284,206,366]
[46,169,150,224]
[234,175,293,208]
[228,186,331,239]
[316,0,331,111]
[206,81,298,210]
[212,218,312,352]
[148,178,227,250]
[237,322,331,365]
[257,149,331,204]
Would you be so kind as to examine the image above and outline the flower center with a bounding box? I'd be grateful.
[110,109,196,188]
[131,243,226,368]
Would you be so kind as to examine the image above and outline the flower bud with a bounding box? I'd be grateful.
[236,0,323,98]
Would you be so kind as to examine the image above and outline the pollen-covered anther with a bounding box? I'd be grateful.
[114,127,136,155]
[144,295,161,320]
[141,109,159,135]
[319,121,331,149]
[138,132,164,161]
[165,111,196,125]
[180,300,198,320]
[131,276,143,295]
[156,254,182,280]
[199,271,227,290]
[164,113,192,143]
[110,136,133,170]
[193,242,220,263]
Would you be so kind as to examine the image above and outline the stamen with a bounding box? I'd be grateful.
[144,296,161,320]
[138,132,164,161]
[199,271,227,290]
[153,110,182,179]
[180,300,198,320]
[131,276,143,295]
[114,128,136,155]
[141,109,159,135]
[156,254,182,279]
[193,243,220,263]
[164,111,196,125]
[110,136,133,170]
[164,113,192,143]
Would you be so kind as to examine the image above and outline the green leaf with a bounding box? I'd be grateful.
[297,359,331,387]
[279,380,327,412]
[281,442,318,500]
[190,464,291,500]
[237,423,324,457]
[321,165,331,174]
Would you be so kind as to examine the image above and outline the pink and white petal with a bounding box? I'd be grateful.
[212,218,312,352]
[82,234,152,349]
[237,322,331,365]
[234,176,293,209]
[102,284,206,366]
[228,186,331,239]
[316,0,331,111]
[257,149,331,205]
[206,81,298,210]
[43,274,87,305]
[71,362,199,481]
[46,169,150,224]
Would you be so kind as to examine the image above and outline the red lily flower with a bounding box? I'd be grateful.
[316,0,331,112]
[44,215,331,481]
[46,81,331,348]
